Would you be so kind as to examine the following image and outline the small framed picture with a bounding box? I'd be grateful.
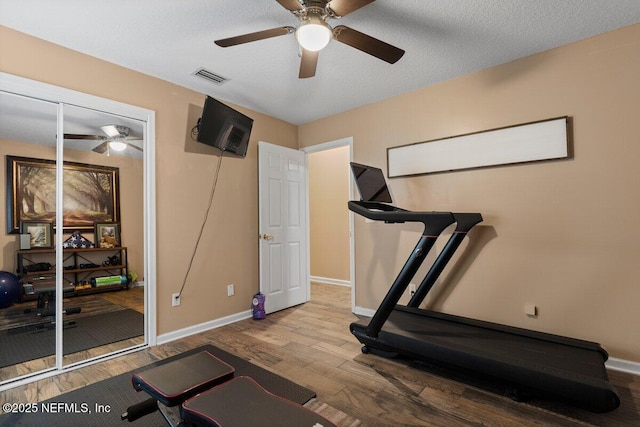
[95,223,120,248]
[20,221,53,248]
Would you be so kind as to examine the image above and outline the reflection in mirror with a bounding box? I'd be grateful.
[0,91,59,381]
[62,105,145,366]
[0,91,146,383]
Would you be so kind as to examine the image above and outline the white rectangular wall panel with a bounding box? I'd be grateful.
[387,117,569,177]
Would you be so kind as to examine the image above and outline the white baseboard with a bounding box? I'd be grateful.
[310,276,351,287]
[606,357,640,376]
[353,305,376,318]
[156,310,252,345]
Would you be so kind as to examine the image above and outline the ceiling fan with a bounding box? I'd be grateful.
[64,125,143,154]
[214,0,405,78]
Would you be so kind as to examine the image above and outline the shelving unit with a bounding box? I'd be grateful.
[17,247,129,298]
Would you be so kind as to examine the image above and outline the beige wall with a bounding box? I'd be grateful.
[0,25,298,336]
[299,24,640,362]
[308,146,350,282]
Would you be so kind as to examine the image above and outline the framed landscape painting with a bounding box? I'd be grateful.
[20,220,53,248]
[6,156,120,233]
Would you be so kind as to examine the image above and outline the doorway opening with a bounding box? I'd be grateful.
[303,137,354,310]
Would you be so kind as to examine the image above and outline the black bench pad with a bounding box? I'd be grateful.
[181,376,336,427]
[131,350,234,407]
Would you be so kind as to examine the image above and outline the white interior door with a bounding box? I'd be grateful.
[258,141,308,314]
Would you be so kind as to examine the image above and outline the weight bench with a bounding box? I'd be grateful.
[122,350,336,427]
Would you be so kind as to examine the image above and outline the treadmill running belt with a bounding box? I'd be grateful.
[351,308,619,412]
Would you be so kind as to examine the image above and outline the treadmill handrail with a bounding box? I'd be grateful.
[348,201,455,230]
[407,212,483,307]
[349,200,456,337]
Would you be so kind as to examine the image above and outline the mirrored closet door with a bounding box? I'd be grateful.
[0,91,60,380]
[0,73,154,387]
[61,105,146,367]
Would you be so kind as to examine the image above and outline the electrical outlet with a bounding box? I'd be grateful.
[409,283,416,296]
[172,293,181,307]
[525,303,537,317]
[227,284,235,297]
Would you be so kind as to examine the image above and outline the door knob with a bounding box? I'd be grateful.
[259,233,274,241]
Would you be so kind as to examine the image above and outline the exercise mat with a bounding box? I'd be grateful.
[0,344,317,426]
[0,309,143,368]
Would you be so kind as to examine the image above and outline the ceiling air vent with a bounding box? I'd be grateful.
[193,68,229,85]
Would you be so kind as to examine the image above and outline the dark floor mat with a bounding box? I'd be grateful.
[0,309,144,368]
[0,344,316,426]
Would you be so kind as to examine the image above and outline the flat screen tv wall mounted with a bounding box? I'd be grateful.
[196,96,254,158]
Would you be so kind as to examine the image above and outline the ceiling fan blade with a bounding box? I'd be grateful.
[215,27,294,47]
[299,48,319,79]
[126,142,143,152]
[92,141,110,154]
[64,133,104,140]
[328,0,375,17]
[275,0,304,12]
[333,25,405,64]
[100,124,124,137]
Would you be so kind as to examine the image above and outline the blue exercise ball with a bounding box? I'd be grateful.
[0,271,21,309]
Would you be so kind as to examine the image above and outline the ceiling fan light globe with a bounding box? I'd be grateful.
[296,22,332,52]
[109,140,127,151]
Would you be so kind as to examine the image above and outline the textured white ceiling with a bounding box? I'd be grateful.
[1,0,639,125]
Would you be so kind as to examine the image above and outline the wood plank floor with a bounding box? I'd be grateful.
[2,283,639,426]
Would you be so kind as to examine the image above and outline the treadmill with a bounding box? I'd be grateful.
[348,162,620,413]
